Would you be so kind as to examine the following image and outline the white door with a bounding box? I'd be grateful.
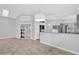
[20,24,31,39]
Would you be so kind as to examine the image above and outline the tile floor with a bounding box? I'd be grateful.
[0,38,75,55]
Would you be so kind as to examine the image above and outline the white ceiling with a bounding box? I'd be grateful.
[0,4,79,19]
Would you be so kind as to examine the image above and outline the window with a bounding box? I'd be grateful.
[2,9,9,17]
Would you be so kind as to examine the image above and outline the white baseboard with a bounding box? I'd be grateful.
[0,36,16,39]
[40,41,79,55]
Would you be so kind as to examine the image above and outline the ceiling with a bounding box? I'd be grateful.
[0,4,79,19]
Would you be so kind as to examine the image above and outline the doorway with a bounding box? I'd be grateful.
[40,25,45,32]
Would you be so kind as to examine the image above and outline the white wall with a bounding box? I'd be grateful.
[34,22,40,39]
[40,32,79,54]
[0,16,16,39]
[34,14,46,40]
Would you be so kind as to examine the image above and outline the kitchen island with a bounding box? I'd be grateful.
[40,32,79,54]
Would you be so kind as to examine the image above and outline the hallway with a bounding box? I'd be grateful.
[0,38,75,55]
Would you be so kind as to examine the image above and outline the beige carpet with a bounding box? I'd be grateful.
[0,38,75,55]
